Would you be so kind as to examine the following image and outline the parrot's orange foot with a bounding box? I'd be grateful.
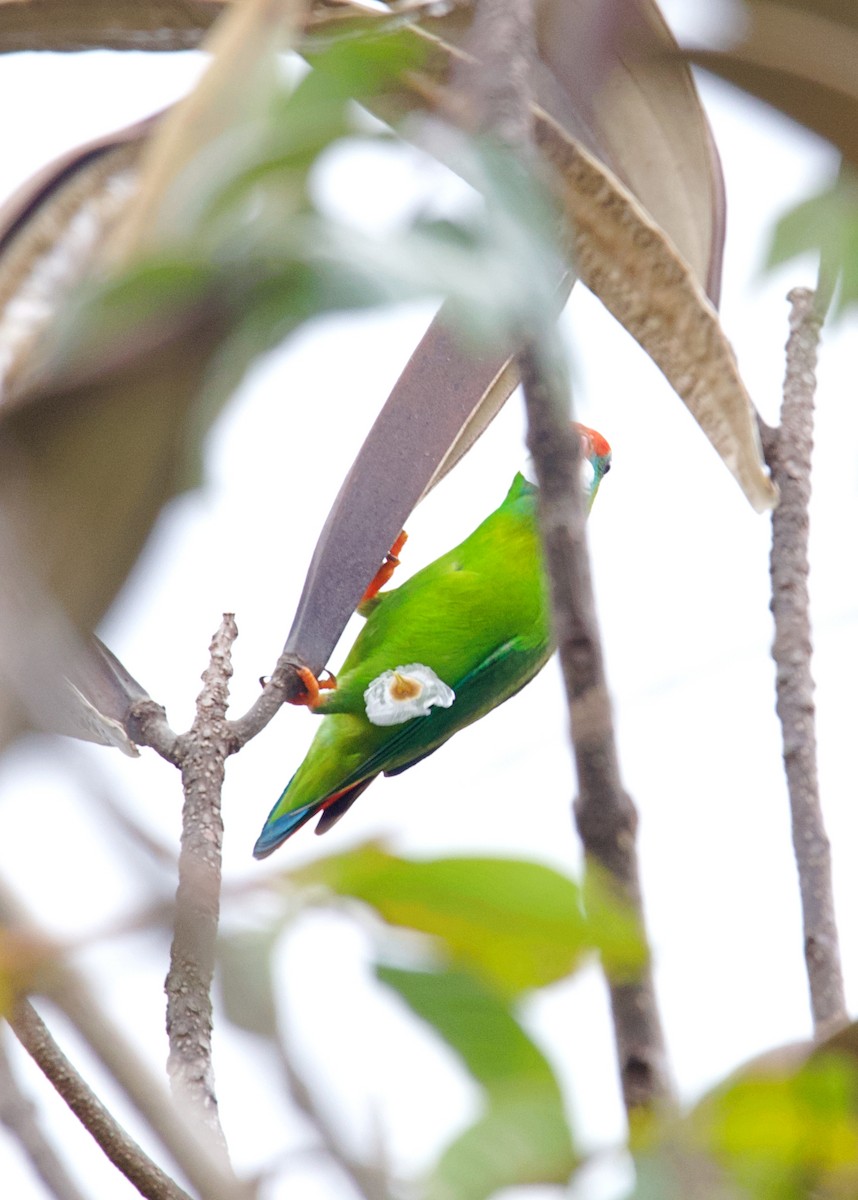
[361,530,408,605]
[289,666,337,709]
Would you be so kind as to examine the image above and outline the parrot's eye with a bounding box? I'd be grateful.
[602,459,611,474]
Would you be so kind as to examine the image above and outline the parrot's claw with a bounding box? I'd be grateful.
[289,666,337,709]
[361,530,408,606]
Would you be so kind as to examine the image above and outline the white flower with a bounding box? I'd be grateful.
[364,663,456,727]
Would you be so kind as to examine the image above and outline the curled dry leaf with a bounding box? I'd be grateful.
[534,108,777,512]
[0,125,154,749]
[394,12,773,509]
[422,0,725,298]
[284,319,527,669]
[0,124,150,399]
[690,1,858,169]
[0,0,301,746]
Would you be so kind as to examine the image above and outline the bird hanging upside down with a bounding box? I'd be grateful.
[253,424,611,857]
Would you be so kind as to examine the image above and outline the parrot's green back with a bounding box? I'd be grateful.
[254,428,610,856]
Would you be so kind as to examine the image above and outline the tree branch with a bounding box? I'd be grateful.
[8,1000,191,1200]
[453,0,537,145]
[164,616,236,1155]
[760,287,847,1040]
[0,881,249,1200]
[457,0,672,1116]
[519,342,674,1112]
[0,1022,89,1200]
[126,699,183,765]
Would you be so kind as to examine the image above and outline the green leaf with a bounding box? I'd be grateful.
[429,1092,576,1200]
[688,1054,858,1200]
[583,865,649,981]
[377,965,558,1092]
[291,842,643,995]
[378,965,575,1200]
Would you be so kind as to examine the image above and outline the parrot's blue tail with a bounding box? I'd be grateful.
[253,800,317,858]
[253,777,375,857]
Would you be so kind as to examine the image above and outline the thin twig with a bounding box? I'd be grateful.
[226,653,309,749]
[8,1001,191,1200]
[0,1022,89,1200]
[0,880,250,1200]
[519,341,673,1112]
[54,978,250,1200]
[760,287,846,1040]
[165,616,236,1155]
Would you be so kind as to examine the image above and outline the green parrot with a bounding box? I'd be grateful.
[253,424,611,857]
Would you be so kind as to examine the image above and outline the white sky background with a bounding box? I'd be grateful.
[0,2,857,1197]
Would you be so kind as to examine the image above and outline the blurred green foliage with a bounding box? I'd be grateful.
[218,841,645,1197]
[633,1050,858,1200]
[290,841,645,994]
[768,168,858,318]
[379,965,576,1200]
[53,30,564,381]
[220,837,858,1200]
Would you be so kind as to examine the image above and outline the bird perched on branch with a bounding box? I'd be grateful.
[254,424,611,857]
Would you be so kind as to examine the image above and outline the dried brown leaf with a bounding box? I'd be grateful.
[536,108,776,511]
[0,0,223,52]
[378,22,772,509]
[285,318,525,668]
[0,125,150,398]
[566,0,725,303]
[411,0,725,299]
[0,0,301,745]
[107,0,303,261]
[691,1,858,167]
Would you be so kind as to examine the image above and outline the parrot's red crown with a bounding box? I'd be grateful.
[576,424,611,461]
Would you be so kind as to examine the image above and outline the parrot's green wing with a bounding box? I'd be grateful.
[253,630,550,854]
[339,632,550,782]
